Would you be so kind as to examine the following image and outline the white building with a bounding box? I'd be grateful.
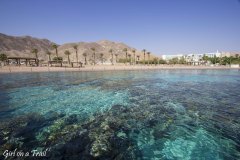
[161,54,184,61]
[204,50,221,58]
[184,54,204,65]
[161,51,231,65]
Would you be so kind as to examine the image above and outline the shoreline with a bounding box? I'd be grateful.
[0,65,239,74]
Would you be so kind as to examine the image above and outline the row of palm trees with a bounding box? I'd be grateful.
[31,44,152,66]
[123,48,151,65]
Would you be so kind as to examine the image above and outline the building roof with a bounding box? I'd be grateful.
[7,57,37,60]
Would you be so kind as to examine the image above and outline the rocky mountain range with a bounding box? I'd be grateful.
[0,33,156,63]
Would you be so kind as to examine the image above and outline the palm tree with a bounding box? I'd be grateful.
[46,50,52,61]
[31,48,39,66]
[83,52,87,65]
[229,56,233,65]
[45,50,52,66]
[147,52,151,65]
[31,48,38,59]
[202,55,209,65]
[115,54,118,63]
[0,53,7,61]
[0,53,7,65]
[91,48,96,65]
[132,50,136,65]
[109,49,113,65]
[64,50,71,64]
[142,49,146,65]
[100,53,104,64]
[123,48,128,64]
[192,54,194,65]
[153,58,158,65]
[128,54,131,65]
[137,55,140,64]
[73,45,78,64]
[52,44,59,59]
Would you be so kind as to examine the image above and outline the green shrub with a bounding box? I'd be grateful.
[0,53,7,61]
[53,57,63,61]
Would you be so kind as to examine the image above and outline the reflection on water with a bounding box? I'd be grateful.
[0,70,240,159]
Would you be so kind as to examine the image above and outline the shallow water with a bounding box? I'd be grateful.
[0,70,240,159]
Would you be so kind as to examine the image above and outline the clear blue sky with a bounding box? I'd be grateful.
[0,0,240,55]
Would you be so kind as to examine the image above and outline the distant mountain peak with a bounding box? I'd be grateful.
[97,40,115,44]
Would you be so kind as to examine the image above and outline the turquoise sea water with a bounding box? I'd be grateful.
[0,69,240,159]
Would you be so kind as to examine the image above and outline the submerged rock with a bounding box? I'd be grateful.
[161,128,223,160]
[90,138,110,157]
[117,131,127,139]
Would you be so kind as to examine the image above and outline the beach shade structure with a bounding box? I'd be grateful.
[49,57,63,67]
[7,57,39,66]
[71,62,83,68]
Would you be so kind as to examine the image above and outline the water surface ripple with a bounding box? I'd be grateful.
[0,70,240,160]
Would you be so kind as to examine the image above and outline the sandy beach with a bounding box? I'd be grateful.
[0,65,237,74]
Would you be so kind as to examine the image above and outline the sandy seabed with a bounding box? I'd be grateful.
[0,65,238,74]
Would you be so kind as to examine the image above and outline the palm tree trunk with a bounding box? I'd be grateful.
[85,56,87,65]
[56,48,59,63]
[56,48,58,58]
[125,52,127,65]
[35,53,39,66]
[76,51,78,63]
[148,55,150,65]
[68,55,70,64]
[144,53,145,65]
[134,53,135,65]
[48,55,51,67]
[112,54,113,65]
